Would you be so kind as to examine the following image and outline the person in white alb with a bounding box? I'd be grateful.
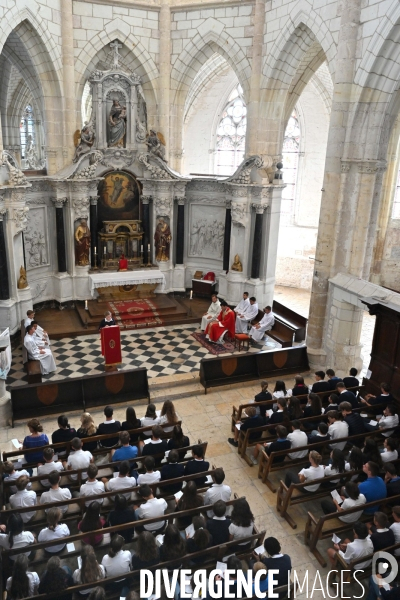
[9,475,37,523]
[40,471,72,514]
[249,306,275,342]
[24,309,50,343]
[327,522,373,569]
[287,422,308,459]
[327,411,349,450]
[37,447,64,488]
[234,292,250,314]
[37,507,70,553]
[235,297,259,334]
[103,460,137,500]
[24,324,56,375]
[201,294,221,331]
[80,464,105,506]
[64,437,93,481]
[204,468,232,517]
[32,322,51,348]
[135,485,167,532]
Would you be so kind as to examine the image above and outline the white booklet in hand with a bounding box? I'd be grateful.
[235,423,242,430]
[369,420,378,426]
[215,561,227,577]
[185,523,195,538]
[143,438,152,445]
[11,439,22,450]
[331,489,343,504]
[174,490,183,500]
[254,544,265,555]
[332,533,341,544]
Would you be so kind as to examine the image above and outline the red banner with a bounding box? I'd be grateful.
[101,325,122,366]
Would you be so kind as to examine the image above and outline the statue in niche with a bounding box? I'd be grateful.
[154,217,171,262]
[146,130,166,161]
[74,218,91,266]
[231,254,243,272]
[108,100,127,148]
[17,266,28,289]
[136,84,147,142]
[73,122,95,163]
[25,135,41,170]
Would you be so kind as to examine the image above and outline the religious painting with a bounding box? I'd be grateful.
[189,204,225,260]
[97,171,140,226]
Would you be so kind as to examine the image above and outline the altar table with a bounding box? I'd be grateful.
[89,270,165,300]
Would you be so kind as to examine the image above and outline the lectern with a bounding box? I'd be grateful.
[100,325,122,371]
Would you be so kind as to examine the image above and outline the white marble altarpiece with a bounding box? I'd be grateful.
[0,41,285,337]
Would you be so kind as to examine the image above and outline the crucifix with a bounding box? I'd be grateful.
[110,40,122,69]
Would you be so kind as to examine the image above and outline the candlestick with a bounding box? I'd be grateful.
[103,247,106,255]
[141,245,143,252]
[190,290,193,299]
[85,300,88,310]
[94,246,97,253]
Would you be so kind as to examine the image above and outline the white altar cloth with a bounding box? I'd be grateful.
[89,270,165,296]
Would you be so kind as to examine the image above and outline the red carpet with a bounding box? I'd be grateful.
[191,331,236,355]
[108,300,165,330]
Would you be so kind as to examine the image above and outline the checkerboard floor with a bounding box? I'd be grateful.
[8,323,274,387]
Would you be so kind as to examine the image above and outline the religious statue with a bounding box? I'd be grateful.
[17,266,28,289]
[75,218,91,266]
[154,218,171,262]
[146,130,166,161]
[231,254,243,272]
[108,100,127,148]
[25,135,41,169]
[136,84,147,142]
[73,122,95,163]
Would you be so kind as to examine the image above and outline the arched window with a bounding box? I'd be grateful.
[215,85,247,176]
[281,110,301,225]
[20,104,36,159]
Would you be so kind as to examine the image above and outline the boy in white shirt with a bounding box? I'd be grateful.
[64,437,93,481]
[327,410,349,450]
[287,421,308,459]
[103,460,137,500]
[9,475,37,523]
[40,471,72,514]
[80,464,105,506]
[327,522,373,569]
[204,468,232,517]
[284,450,325,492]
[37,447,64,487]
[3,462,32,495]
[381,437,399,463]
[137,456,161,485]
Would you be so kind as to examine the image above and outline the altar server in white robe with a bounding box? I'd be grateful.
[32,322,51,347]
[24,325,56,374]
[24,310,50,345]
[235,297,259,334]
[234,292,250,314]
[249,306,275,342]
[201,294,221,331]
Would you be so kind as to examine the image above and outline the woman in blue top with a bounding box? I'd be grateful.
[22,419,49,466]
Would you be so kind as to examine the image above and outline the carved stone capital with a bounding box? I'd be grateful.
[51,197,68,209]
[231,202,246,226]
[154,196,172,216]
[141,195,151,205]
[226,199,232,209]
[90,195,99,206]
[340,162,351,173]
[72,197,90,220]
[251,203,267,214]
[176,197,186,206]
[0,208,7,221]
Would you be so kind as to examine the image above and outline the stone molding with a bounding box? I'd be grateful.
[154,196,172,216]
[12,207,29,232]
[340,159,387,174]
[51,197,68,209]
[251,203,268,214]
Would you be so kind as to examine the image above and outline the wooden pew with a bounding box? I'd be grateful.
[272,300,308,342]
[304,493,400,567]
[335,541,400,582]
[8,366,150,426]
[21,319,42,384]
[200,346,310,392]
[268,319,295,347]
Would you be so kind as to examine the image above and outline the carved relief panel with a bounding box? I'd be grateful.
[24,206,50,269]
[188,203,225,260]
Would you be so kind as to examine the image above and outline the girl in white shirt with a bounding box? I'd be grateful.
[272,380,291,400]
[228,498,254,546]
[101,534,131,593]
[321,481,366,523]
[73,545,106,595]
[140,403,161,437]
[38,507,70,553]
[381,437,399,462]
[0,513,35,560]
[159,399,179,433]
[323,449,350,484]
[6,554,39,599]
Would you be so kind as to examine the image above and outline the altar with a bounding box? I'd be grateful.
[89,270,165,301]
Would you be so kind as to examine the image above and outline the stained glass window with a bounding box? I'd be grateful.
[215,85,247,176]
[281,110,301,225]
[392,168,400,219]
[20,104,36,159]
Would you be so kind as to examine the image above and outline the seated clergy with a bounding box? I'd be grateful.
[205,300,235,344]
[235,297,259,334]
[234,292,250,314]
[249,306,275,343]
[200,294,221,331]
[24,324,56,375]
[24,309,49,343]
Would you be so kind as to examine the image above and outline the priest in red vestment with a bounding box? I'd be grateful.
[118,253,128,271]
[205,300,235,344]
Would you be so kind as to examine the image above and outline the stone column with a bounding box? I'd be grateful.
[52,198,67,273]
[245,0,265,156]
[307,0,362,366]
[0,208,10,300]
[90,196,98,268]
[61,0,76,164]
[250,204,265,279]
[159,0,171,161]
[223,203,232,272]
[176,197,185,265]
[142,196,151,264]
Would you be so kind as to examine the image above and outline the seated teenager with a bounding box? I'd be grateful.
[97,406,121,448]
[336,382,358,409]
[365,404,399,437]
[6,554,39,599]
[183,445,209,486]
[361,438,383,469]
[326,368,343,391]
[140,403,161,437]
[141,425,168,466]
[107,494,137,543]
[323,448,349,484]
[134,485,167,533]
[307,422,330,451]
[78,501,106,546]
[160,449,185,494]
[158,399,179,433]
[137,456,161,485]
[206,500,231,545]
[103,460,136,500]
[80,464,105,506]
[321,481,366,522]
[272,380,290,400]
[343,367,359,389]
[72,544,105,596]
[159,524,186,570]
[360,382,394,415]
[253,425,291,464]
[37,447,64,488]
[167,425,190,461]
[38,556,73,600]
[186,516,213,564]
[325,393,340,412]
[131,531,160,572]
[264,397,290,436]
[302,393,324,431]
[64,437,93,481]
[288,397,304,421]
[287,421,308,459]
[40,471,71,514]
[111,431,138,464]
[101,534,131,593]
[228,405,264,447]
[284,450,324,492]
[258,536,292,591]
[327,410,349,451]
[390,506,400,557]
[0,513,35,559]
[3,461,32,494]
[251,562,269,596]
[327,522,373,569]
[175,480,203,530]
[289,375,308,398]
[367,511,395,551]
[9,475,37,523]
[359,461,387,514]
[385,463,400,501]
[228,498,254,549]
[121,407,141,444]
[51,415,77,454]
[253,380,272,418]
[204,468,232,516]
[311,371,330,394]
[381,437,399,463]
[340,401,366,443]
[76,413,98,453]
[37,507,70,553]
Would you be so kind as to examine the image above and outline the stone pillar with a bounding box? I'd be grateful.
[245,0,265,156]
[52,198,67,273]
[61,0,76,164]
[90,196,98,268]
[0,208,10,300]
[307,0,362,366]
[176,197,185,265]
[142,196,151,264]
[159,0,171,161]
[251,204,265,279]
[223,203,232,272]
